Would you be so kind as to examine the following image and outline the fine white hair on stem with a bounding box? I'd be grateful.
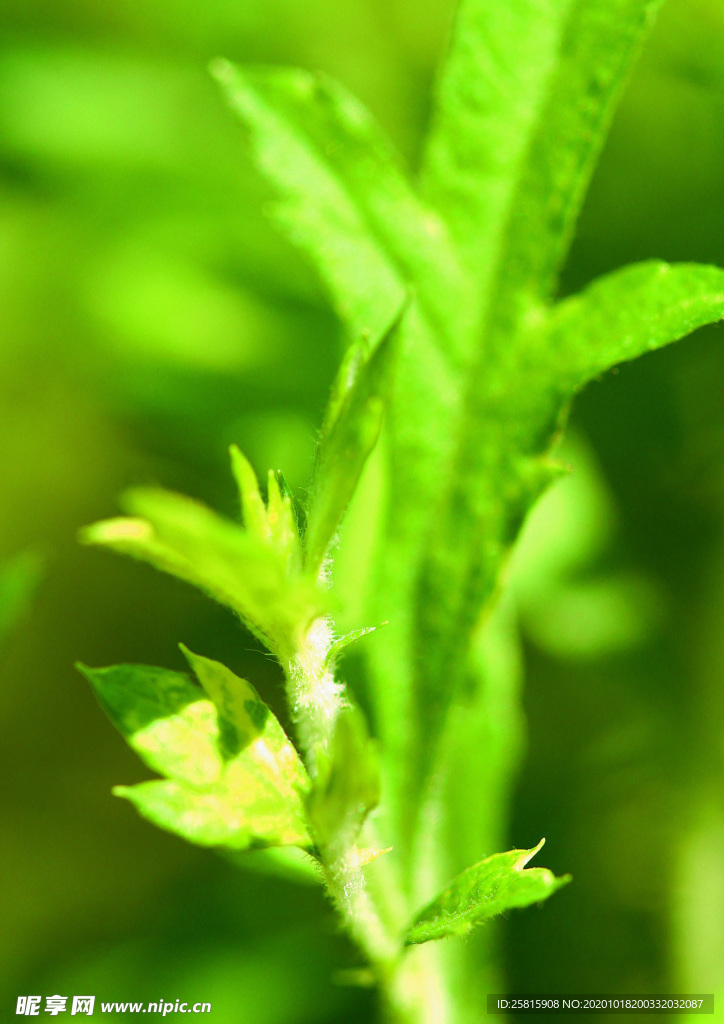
[285,615,347,770]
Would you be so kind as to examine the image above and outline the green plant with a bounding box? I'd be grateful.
[78,0,724,1020]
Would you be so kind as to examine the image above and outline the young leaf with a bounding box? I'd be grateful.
[180,644,308,795]
[306,704,380,854]
[544,260,724,393]
[230,445,304,570]
[79,658,312,852]
[266,468,300,572]
[405,840,570,945]
[229,444,268,539]
[211,60,466,347]
[323,622,387,670]
[78,662,222,786]
[80,485,325,660]
[304,306,404,574]
[114,776,310,851]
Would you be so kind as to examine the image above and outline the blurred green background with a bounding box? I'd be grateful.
[2,0,724,1019]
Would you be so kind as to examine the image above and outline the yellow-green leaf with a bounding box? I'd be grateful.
[79,658,312,852]
[80,485,324,659]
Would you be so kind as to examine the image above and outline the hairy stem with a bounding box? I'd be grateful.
[284,611,457,1021]
[285,616,344,765]
[284,614,402,968]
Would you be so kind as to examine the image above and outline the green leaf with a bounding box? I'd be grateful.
[79,656,312,852]
[405,840,570,945]
[411,261,724,712]
[210,56,473,851]
[394,0,670,793]
[180,646,309,798]
[229,444,269,540]
[78,662,222,785]
[323,622,387,670]
[306,705,380,854]
[420,0,573,290]
[266,468,301,572]
[114,777,310,850]
[422,0,662,306]
[304,306,404,573]
[498,0,664,305]
[211,60,466,347]
[544,260,724,393]
[80,484,325,660]
[229,446,301,571]
[222,846,321,886]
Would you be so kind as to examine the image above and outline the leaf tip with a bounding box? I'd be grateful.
[178,643,204,678]
[79,517,152,546]
[74,661,96,687]
[517,837,546,869]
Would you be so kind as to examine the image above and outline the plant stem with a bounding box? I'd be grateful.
[285,614,457,1023]
[285,615,344,766]
[378,946,452,1024]
[285,614,402,959]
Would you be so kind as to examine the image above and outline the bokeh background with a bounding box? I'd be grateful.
[2,0,724,1019]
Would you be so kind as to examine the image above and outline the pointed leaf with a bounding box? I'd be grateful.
[545,260,724,392]
[422,0,663,306]
[304,308,404,573]
[500,0,663,304]
[210,58,472,847]
[324,622,387,670]
[393,0,668,797]
[180,646,309,797]
[229,444,268,539]
[80,488,325,659]
[405,840,570,945]
[78,663,222,785]
[81,657,312,852]
[266,469,301,571]
[420,0,573,287]
[211,60,465,346]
